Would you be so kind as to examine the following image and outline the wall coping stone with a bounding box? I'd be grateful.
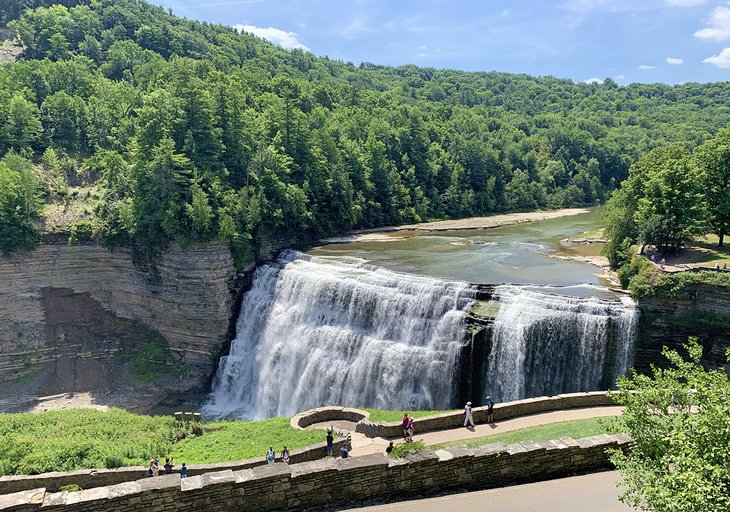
[291,407,369,430]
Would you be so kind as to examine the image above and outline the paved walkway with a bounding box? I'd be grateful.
[341,471,638,511]
[350,406,623,456]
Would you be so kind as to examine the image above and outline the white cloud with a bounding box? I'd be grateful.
[664,0,706,6]
[614,74,626,80]
[637,64,655,70]
[233,24,309,50]
[666,57,684,65]
[694,6,730,41]
[703,47,730,68]
[418,45,428,50]
[583,77,603,84]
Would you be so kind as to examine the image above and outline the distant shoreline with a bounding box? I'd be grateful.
[320,208,591,244]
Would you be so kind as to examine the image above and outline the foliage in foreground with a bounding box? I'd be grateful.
[610,339,730,512]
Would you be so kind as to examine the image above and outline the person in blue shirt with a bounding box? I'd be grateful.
[266,446,276,464]
[485,395,495,423]
[339,445,349,458]
[180,463,188,478]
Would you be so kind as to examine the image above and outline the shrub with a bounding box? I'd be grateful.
[58,484,82,492]
[389,440,427,458]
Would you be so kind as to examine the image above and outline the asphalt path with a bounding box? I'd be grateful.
[340,471,639,512]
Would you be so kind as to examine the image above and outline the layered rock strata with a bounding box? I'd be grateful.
[0,243,244,409]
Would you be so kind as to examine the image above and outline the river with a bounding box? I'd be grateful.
[308,208,613,297]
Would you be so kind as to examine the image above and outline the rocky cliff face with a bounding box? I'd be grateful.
[0,242,245,411]
[635,284,730,373]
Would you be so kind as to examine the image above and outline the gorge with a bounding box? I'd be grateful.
[205,249,639,419]
[0,211,727,416]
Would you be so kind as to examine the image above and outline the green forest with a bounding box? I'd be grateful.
[2,0,730,266]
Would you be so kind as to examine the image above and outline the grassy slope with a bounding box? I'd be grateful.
[170,417,325,464]
[430,417,625,451]
[364,409,460,423]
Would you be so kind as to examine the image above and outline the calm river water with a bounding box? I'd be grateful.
[308,208,613,297]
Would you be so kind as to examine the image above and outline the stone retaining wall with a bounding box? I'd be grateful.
[356,392,616,437]
[0,434,630,512]
[291,407,368,429]
[0,439,347,495]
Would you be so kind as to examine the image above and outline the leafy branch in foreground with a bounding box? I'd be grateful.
[611,338,730,512]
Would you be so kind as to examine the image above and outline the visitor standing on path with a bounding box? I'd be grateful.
[485,395,495,424]
[406,417,415,442]
[326,427,334,456]
[463,401,475,427]
[281,445,290,464]
[401,413,410,439]
[266,446,276,464]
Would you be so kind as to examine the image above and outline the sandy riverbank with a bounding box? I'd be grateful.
[321,208,591,243]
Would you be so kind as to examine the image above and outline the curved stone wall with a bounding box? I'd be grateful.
[290,407,369,429]
[356,391,617,437]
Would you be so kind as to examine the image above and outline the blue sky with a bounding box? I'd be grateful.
[154,0,730,84]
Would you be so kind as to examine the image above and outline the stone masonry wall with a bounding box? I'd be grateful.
[0,434,629,512]
[356,391,616,438]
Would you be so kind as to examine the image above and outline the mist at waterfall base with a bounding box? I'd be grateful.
[205,252,639,420]
[205,251,476,419]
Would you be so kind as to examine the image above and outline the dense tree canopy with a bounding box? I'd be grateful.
[2,0,730,263]
[603,128,730,270]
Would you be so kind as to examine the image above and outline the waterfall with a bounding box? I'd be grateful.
[484,285,639,402]
[205,251,476,419]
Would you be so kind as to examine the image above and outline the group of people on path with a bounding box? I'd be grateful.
[464,395,495,428]
[265,445,291,464]
[146,456,187,478]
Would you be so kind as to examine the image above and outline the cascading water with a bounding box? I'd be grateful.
[205,251,477,419]
[484,285,639,402]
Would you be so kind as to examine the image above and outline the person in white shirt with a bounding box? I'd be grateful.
[464,401,475,427]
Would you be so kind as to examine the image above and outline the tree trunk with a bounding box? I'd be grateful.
[719,233,725,248]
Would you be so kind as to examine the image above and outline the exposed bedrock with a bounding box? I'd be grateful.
[0,242,247,410]
[633,284,730,374]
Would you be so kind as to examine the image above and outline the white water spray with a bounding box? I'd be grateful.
[484,285,639,402]
[205,251,476,419]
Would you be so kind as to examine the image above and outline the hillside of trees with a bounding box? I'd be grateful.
[2,0,730,266]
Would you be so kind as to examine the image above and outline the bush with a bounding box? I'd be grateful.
[629,269,730,299]
[389,440,427,458]
[616,254,654,290]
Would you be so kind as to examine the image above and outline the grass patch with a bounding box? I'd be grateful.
[0,409,177,476]
[364,409,459,423]
[170,417,326,464]
[431,417,625,451]
[0,410,329,476]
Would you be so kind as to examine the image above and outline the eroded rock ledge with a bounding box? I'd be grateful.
[0,243,246,411]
